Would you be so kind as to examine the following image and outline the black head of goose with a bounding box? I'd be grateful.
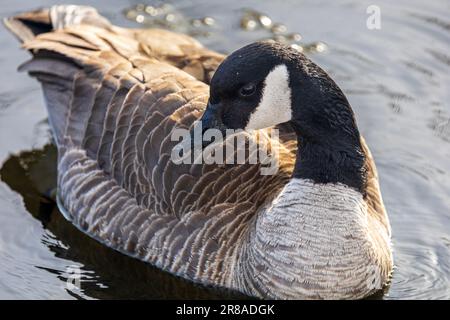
[4,5,392,299]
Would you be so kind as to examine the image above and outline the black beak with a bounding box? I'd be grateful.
[200,101,227,132]
[190,101,227,148]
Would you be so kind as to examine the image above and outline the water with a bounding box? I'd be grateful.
[0,0,449,299]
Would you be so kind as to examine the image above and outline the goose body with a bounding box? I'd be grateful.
[4,5,393,299]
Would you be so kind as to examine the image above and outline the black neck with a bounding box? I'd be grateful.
[292,131,367,194]
[285,57,368,194]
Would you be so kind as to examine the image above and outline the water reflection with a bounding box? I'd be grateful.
[0,146,248,299]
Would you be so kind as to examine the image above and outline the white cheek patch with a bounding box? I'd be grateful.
[245,64,292,130]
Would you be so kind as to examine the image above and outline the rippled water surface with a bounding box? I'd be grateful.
[0,0,449,299]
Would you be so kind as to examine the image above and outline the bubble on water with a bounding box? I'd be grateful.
[136,14,145,23]
[145,6,158,16]
[304,41,327,53]
[202,17,215,26]
[258,15,272,28]
[313,41,327,52]
[290,43,303,52]
[165,13,176,22]
[241,16,258,31]
[287,33,302,42]
[271,23,287,34]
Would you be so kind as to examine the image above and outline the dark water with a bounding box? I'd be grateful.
[0,0,449,299]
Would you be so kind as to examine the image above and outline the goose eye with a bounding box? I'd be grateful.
[239,83,256,97]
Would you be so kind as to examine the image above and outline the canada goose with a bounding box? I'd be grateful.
[4,5,393,299]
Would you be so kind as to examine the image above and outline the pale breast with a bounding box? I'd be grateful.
[234,179,393,299]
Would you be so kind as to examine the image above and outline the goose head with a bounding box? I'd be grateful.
[202,40,360,139]
[200,40,367,193]
[202,41,293,132]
